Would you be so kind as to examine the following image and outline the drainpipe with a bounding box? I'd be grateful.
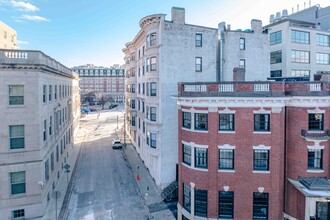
[218,22,226,82]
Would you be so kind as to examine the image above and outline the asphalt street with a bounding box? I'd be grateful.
[63,106,151,220]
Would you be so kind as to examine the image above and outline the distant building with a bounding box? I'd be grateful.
[123,7,269,189]
[72,64,125,103]
[0,49,80,219]
[0,21,17,49]
[265,4,330,81]
[176,79,330,220]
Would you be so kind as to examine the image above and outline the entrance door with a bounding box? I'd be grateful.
[316,202,330,220]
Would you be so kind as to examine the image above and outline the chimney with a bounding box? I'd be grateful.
[227,24,231,31]
[171,7,185,24]
[269,14,275,23]
[275,12,281,20]
[282,9,288,17]
[233,68,246,81]
[251,19,262,33]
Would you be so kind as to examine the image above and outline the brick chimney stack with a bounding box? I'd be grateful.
[171,7,185,24]
[233,67,246,81]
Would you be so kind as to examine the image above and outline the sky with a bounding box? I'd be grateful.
[0,0,328,68]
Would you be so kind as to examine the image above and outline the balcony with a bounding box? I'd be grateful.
[0,49,74,78]
[301,129,330,141]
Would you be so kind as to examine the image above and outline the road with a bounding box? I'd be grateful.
[63,105,150,220]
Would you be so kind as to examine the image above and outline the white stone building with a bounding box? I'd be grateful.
[0,21,17,49]
[265,4,330,81]
[72,64,125,103]
[0,49,80,219]
[123,7,269,189]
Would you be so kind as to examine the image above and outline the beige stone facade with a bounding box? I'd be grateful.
[0,21,17,49]
[0,49,80,219]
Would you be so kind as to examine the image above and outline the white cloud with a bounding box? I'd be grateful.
[17,40,28,44]
[20,14,49,22]
[10,0,39,12]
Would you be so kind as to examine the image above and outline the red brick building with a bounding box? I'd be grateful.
[176,81,330,220]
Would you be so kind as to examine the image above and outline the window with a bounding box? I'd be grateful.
[316,34,330,47]
[291,70,310,77]
[219,191,234,219]
[270,31,282,45]
[150,133,156,148]
[182,112,191,129]
[308,113,324,130]
[43,119,47,141]
[308,149,323,169]
[195,33,202,47]
[56,145,59,161]
[239,59,245,68]
[10,171,26,194]
[146,32,156,47]
[43,85,47,102]
[49,85,52,101]
[219,114,234,131]
[291,50,310,63]
[45,159,49,181]
[131,116,136,126]
[270,51,282,64]
[254,114,270,132]
[183,183,191,212]
[150,107,156,121]
[270,70,282,77]
[49,116,52,136]
[54,85,57,99]
[253,150,269,171]
[195,57,202,72]
[150,82,156,96]
[131,84,135,93]
[195,113,208,131]
[253,193,269,219]
[12,209,25,219]
[182,144,191,166]
[9,85,24,105]
[51,152,54,171]
[131,100,135,109]
[9,125,24,149]
[195,147,207,169]
[291,30,310,44]
[219,149,234,170]
[316,53,330,64]
[142,83,145,95]
[150,57,157,71]
[240,38,245,50]
[195,189,207,217]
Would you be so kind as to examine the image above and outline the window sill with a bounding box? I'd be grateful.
[253,170,270,174]
[218,131,235,134]
[307,169,324,173]
[8,105,25,108]
[253,131,271,134]
[218,169,235,173]
[192,129,208,134]
[182,163,208,172]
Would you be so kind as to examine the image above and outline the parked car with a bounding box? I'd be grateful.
[109,104,118,109]
[112,139,122,149]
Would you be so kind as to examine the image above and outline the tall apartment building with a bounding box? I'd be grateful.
[0,21,17,49]
[123,7,269,189]
[176,79,330,220]
[72,64,125,103]
[0,49,80,219]
[265,4,330,81]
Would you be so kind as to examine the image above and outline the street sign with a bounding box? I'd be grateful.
[64,164,71,170]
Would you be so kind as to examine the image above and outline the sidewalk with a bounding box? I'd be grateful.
[121,143,176,220]
[38,127,86,220]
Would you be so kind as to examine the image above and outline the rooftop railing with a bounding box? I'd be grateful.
[179,81,330,97]
[0,49,74,78]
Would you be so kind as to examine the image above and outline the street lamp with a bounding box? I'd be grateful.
[64,163,71,184]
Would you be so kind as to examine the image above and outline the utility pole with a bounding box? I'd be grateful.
[117,115,118,129]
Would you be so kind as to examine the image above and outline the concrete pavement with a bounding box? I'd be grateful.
[118,129,176,220]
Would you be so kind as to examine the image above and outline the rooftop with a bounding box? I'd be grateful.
[0,49,74,78]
